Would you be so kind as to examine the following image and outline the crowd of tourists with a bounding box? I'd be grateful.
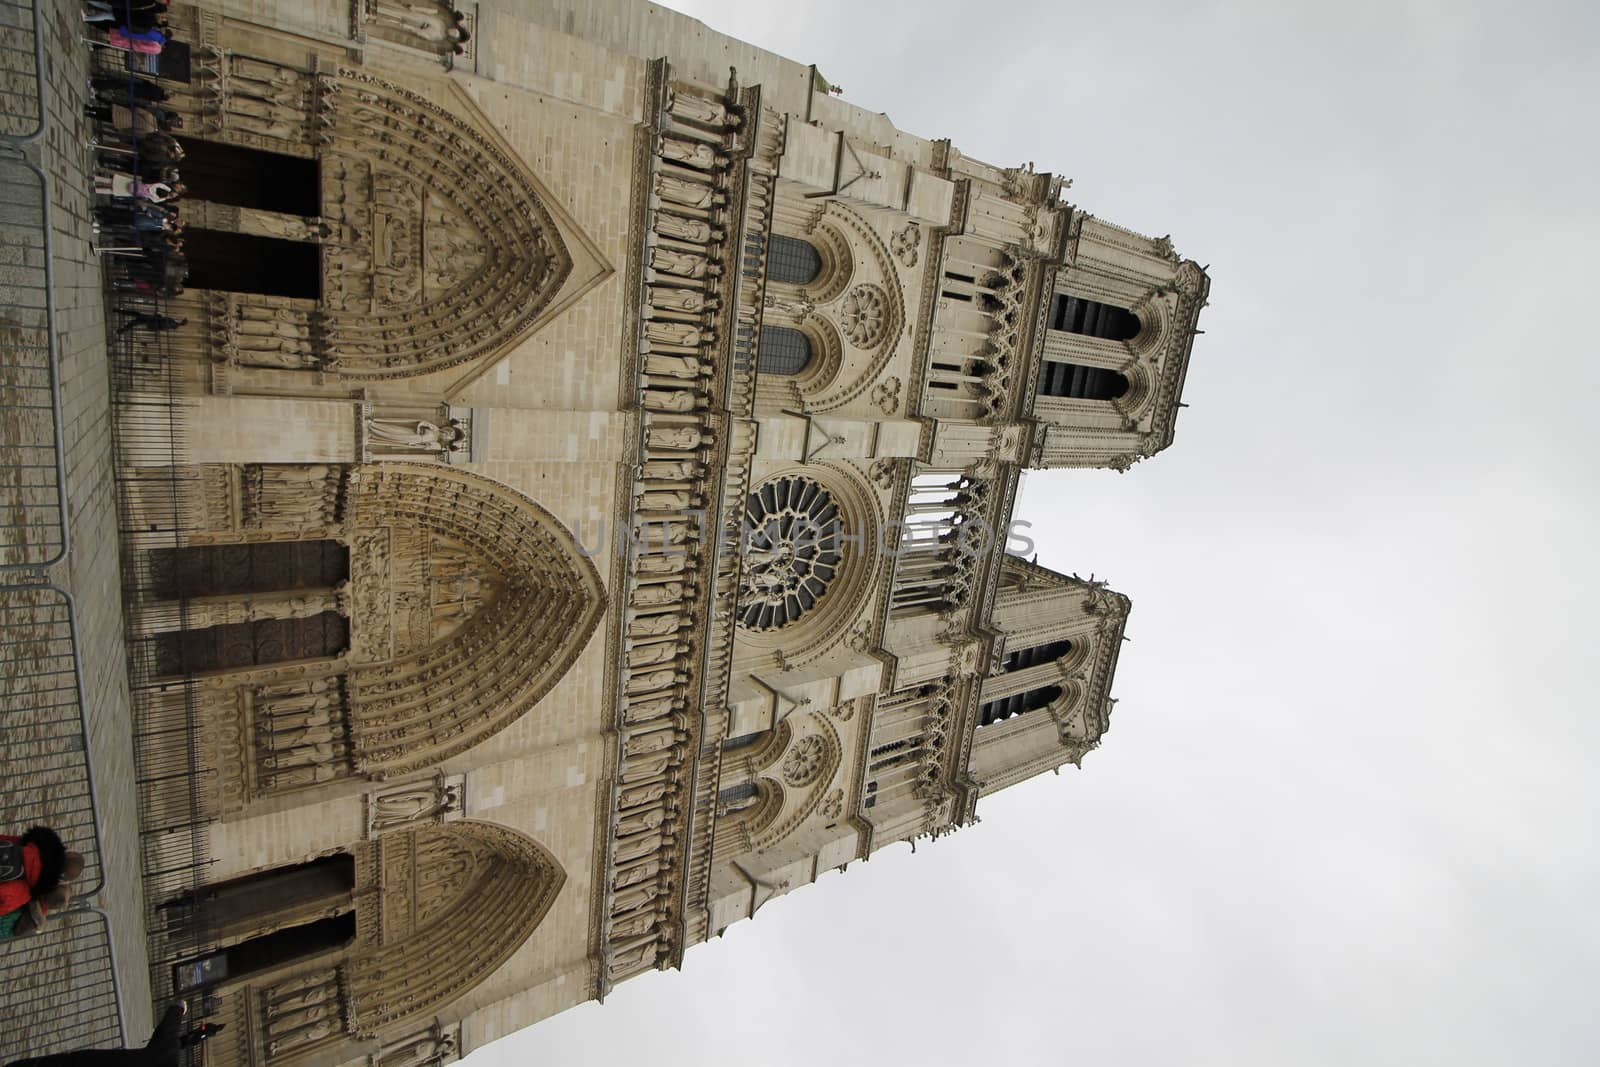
[85,0,190,332]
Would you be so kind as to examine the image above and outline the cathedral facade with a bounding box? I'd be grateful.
[113,2,1209,1064]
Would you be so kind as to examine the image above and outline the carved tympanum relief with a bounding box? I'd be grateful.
[175,58,574,379]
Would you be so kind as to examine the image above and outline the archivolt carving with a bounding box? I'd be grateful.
[347,820,566,1034]
[800,204,906,412]
[747,714,843,851]
[182,58,574,379]
[320,71,573,377]
[345,464,605,777]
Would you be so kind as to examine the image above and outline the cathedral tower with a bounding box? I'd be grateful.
[91,1,1211,1062]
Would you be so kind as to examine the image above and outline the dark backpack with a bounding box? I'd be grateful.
[0,840,23,883]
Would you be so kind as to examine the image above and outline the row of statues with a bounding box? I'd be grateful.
[599,83,747,985]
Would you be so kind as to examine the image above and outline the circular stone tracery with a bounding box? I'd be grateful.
[736,476,844,632]
[839,284,889,348]
[781,736,827,786]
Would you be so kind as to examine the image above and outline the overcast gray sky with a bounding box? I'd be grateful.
[477,1,1600,1063]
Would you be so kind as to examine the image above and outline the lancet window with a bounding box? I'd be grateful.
[999,639,1072,673]
[1037,360,1129,401]
[766,234,823,285]
[976,683,1062,727]
[1049,293,1141,341]
[757,326,814,376]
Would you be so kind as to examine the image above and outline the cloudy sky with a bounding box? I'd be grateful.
[480,1,1600,1063]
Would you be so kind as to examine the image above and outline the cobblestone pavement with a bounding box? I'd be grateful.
[1,0,153,1045]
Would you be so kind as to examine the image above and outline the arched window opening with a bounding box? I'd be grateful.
[1038,361,1129,401]
[766,234,822,285]
[1000,639,1072,673]
[717,782,759,807]
[757,326,813,376]
[1049,293,1141,341]
[148,540,348,599]
[977,683,1062,728]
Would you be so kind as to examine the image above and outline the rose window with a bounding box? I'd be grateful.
[781,736,827,786]
[736,476,844,631]
[839,284,888,348]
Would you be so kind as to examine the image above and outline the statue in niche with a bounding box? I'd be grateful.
[624,731,676,757]
[655,174,720,210]
[645,424,712,452]
[625,668,678,695]
[623,696,678,725]
[614,859,660,889]
[608,939,660,977]
[637,489,697,511]
[643,355,709,380]
[621,751,672,783]
[268,1017,338,1056]
[649,246,715,279]
[644,321,704,348]
[226,95,311,125]
[619,781,670,808]
[639,459,700,481]
[228,55,303,92]
[642,389,700,414]
[370,779,460,834]
[270,722,347,752]
[257,676,336,709]
[609,911,656,940]
[266,998,338,1036]
[660,136,726,171]
[631,555,688,578]
[648,284,715,313]
[367,417,467,454]
[617,807,667,836]
[627,643,680,670]
[611,882,660,914]
[265,981,336,1016]
[666,90,735,128]
[631,583,684,608]
[377,1028,458,1067]
[368,0,471,54]
[627,614,685,638]
[653,214,720,245]
[615,831,663,863]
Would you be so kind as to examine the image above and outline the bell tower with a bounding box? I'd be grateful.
[967,556,1131,797]
[1024,217,1211,471]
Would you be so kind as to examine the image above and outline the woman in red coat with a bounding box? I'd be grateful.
[0,827,81,940]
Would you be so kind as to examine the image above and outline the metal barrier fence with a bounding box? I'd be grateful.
[0,907,126,1061]
[0,151,68,570]
[0,584,109,895]
[0,0,44,142]
[104,250,218,1011]
[0,585,125,1056]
